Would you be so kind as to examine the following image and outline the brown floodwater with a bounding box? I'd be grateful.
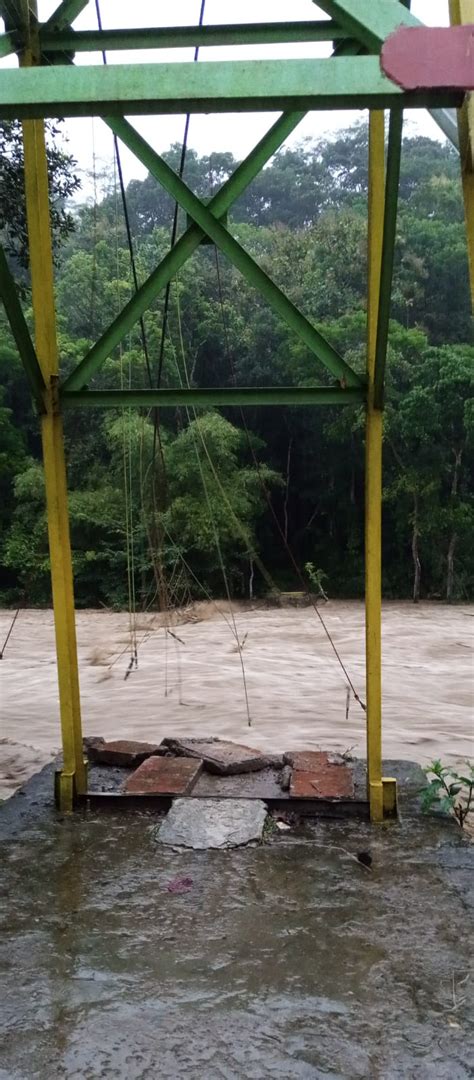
[1,601,473,799]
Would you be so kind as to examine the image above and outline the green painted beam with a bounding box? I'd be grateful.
[0,1,29,34]
[374,109,404,409]
[61,387,365,409]
[0,57,460,119]
[63,39,359,393]
[316,0,418,52]
[63,110,306,392]
[317,2,459,147]
[43,0,89,31]
[0,32,15,58]
[40,21,344,53]
[108,116,362,388]
[429,108,459,150]
[0,248,45,411]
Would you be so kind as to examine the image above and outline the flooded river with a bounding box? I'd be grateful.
[1,601,472,799]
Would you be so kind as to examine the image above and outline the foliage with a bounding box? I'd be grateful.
[161,413,281,593]
[0,120,80,270]
[0,122,472,608]
[304,562,329,600]
[421,760,474,828]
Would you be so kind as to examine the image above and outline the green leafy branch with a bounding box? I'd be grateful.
[421,760,474,828]
[304,562,329,602]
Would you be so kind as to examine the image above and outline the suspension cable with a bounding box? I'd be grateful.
[213,247,366,711]
[173,280,252,726]
[94,0,153,387]
[155,0,207,392]
[0,608,20,660]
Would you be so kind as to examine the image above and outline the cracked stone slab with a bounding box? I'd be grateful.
[86,739,160,767]
[154,797,268,849]
[160,737,283,775]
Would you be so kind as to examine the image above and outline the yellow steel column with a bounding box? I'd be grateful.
[450,0,474,302]
[365,112,385,822]
[21,35,86,807]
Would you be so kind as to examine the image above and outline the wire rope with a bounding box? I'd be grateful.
[212,245,366,710]
[173,279,252,725]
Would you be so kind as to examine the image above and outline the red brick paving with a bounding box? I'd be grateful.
[124,756,202,795]
[285,750,336,772]
[289,751,354,799]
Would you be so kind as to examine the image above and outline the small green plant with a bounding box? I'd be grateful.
[261,814,278,842]
[305,562,329,602]
[421,760,474,828]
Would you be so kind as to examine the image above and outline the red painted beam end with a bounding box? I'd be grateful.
[381,25,474,92]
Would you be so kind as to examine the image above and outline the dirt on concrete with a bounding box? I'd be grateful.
[0,761,473,1079]
[1,601,472,800]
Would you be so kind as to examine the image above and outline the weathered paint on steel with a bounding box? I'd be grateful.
[43,0,88,31]
[374,109,404,409]
[0,57,461,119]
[0,246,45,410]
[39,21,344,53]
[63,111,306,390]
[450,0,474,299]
[108,117,362,387]
[365,112,385,823]
[60,387,365,409]
[0,32,15,58]
[382,25,474,91]
[22,112,86,808]
[317,0,419,52]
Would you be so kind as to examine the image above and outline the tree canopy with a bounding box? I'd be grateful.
[0,122,472,608]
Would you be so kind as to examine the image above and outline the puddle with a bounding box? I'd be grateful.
[0,794,472,1079]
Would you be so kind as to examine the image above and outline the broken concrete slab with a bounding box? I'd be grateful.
[192,766,286,800]
[124,756,202,796]
[87,739,160,767]
[155,797,267,849]
[160,737,283,775]
[83,735,104,753]
[279,765,292,792]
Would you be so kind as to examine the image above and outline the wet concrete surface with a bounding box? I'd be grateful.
[0,763,473,1079]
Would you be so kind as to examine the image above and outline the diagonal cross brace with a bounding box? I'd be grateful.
[0,247,45,411]
[316,0,418,53]
[43,0,89,31]
[316,0,459,147]
[106,117,362,389]
[63,111,308,391]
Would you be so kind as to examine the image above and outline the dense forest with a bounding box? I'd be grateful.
[0,120,472,609]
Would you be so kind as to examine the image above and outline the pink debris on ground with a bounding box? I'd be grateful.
[166,877,194,894]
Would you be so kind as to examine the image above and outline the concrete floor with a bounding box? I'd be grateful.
[0,762,473,1080]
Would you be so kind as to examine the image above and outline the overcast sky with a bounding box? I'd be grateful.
[1,1,452,192]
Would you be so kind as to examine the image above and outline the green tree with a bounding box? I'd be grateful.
[0,120,80,270]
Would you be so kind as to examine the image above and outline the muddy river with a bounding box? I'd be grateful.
[1,601,472,799]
